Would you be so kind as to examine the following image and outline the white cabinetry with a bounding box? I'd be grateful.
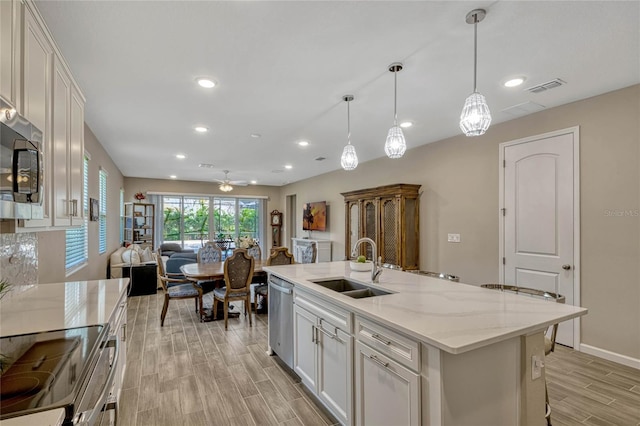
[292,238,332,263]
[21,3,51,133]
[1,1,85,231]
[51,57,84,227]
[0,0,22,106]
[293,289,352,425]
[354,316,421,426]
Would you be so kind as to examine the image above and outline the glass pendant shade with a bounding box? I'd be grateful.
[459,91,492,136]
[384,125,406,159]
[341,144,358,170]
[340,94,358,171]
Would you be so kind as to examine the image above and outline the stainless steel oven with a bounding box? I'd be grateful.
[0,96,44,220]
[0,324,119,425]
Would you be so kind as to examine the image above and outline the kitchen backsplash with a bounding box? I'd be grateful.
[0,232,38,294]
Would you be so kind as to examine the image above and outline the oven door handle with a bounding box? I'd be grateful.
[74,335,119,425]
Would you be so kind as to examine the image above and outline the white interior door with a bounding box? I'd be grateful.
[501,128,579,347]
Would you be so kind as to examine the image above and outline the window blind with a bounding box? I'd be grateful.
[65,156,89,271]
[99,169,108,253]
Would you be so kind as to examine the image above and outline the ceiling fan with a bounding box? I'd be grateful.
[215,170,248,192]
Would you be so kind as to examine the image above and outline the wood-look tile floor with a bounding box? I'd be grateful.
[546,345,640,426]
[120,293,337,426]
[121,293,640,426]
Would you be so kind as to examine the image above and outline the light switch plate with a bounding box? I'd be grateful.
[447,233,461,243]
[531,355,544,380]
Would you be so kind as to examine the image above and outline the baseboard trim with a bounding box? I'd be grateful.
[579,343,640,370]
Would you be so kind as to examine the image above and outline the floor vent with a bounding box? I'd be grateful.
[525,78,566,94]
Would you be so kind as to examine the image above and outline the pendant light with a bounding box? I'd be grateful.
[460,9,492,137]
[340,94,358,171]
[384,63,407,159]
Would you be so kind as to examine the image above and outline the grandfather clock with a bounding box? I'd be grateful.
[270,210,283,247]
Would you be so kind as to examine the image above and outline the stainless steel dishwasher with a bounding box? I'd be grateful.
[268,274,294,368]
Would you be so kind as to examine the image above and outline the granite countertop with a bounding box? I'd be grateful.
[263,261,587,354]
[0,279,129,337]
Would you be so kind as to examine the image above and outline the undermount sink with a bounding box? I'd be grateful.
[309,278,392,298]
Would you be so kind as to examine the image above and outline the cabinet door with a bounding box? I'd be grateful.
[317,328,352,425]
[380,197,399,266]
[355,341,420,426]
[69,86,84,224]
[361,200,378,260]
[51,56,71,227]
[22,5,51,132]
[293,304,317,389]
[0,0,21,106]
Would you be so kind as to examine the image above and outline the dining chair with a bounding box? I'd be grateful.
[198,242,223,263]
[253,247,295,314]
[213,249,254,330]
[155,252,202,326]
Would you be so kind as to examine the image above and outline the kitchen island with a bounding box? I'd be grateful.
[0,279,129,425]
[263,261,587,426]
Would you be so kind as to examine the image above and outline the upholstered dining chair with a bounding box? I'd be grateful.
[155,252,202,326]
[254,247,295,314]
[213,248,254,330]
[198,241,223,263]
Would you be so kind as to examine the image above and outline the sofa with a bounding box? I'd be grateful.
[158,243,195,258]
[109,244,155,279]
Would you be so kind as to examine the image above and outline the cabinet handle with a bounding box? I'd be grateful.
[69,199,78,217]
[371,333,391,345]
[122,323,126,342]
[311,325,316,343]
[316,325,340,342]
[368,354,389,368]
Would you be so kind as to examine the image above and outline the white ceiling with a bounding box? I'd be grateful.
[34,1,640,187]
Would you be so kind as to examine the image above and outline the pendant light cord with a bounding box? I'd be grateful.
[347,98,352,145]
[473,13,478,93]
[394,69,398,125]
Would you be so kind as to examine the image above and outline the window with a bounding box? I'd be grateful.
[159,195,265,253]
[65,155,89,272]
[119,188,124,243]
[99,169,108,253]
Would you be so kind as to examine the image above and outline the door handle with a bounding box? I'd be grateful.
[562,264,571,270]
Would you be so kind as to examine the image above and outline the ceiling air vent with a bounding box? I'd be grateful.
[198,163,215,168]
[315,157,326,161]
[525,78,566,94]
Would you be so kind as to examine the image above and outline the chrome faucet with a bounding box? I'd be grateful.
[351,237,383,283]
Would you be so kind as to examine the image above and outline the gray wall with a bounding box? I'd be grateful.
[279,85,640,360]
[37,124,125,282]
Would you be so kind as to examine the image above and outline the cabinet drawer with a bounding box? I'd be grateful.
[294,287,351,333]
[355,316,420,371]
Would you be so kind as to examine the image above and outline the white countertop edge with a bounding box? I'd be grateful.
[264,262,587,355]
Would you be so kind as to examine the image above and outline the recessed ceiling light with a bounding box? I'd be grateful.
[284,164,293,170]
[176,154,186,159]
[298,140,309,147]
[196,78,216,88]
[504,77,525,88]
[169,175,177,179]
[250,180,257,185]
[399,121,413,128]
[250,133,261,138]
[194,126,209,133]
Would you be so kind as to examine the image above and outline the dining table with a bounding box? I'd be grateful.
[180,259,267,321]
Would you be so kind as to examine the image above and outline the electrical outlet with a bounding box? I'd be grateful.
[447,233,461,243]
[531,355,544,380]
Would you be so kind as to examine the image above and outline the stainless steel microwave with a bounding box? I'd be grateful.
[0,97,44,220]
